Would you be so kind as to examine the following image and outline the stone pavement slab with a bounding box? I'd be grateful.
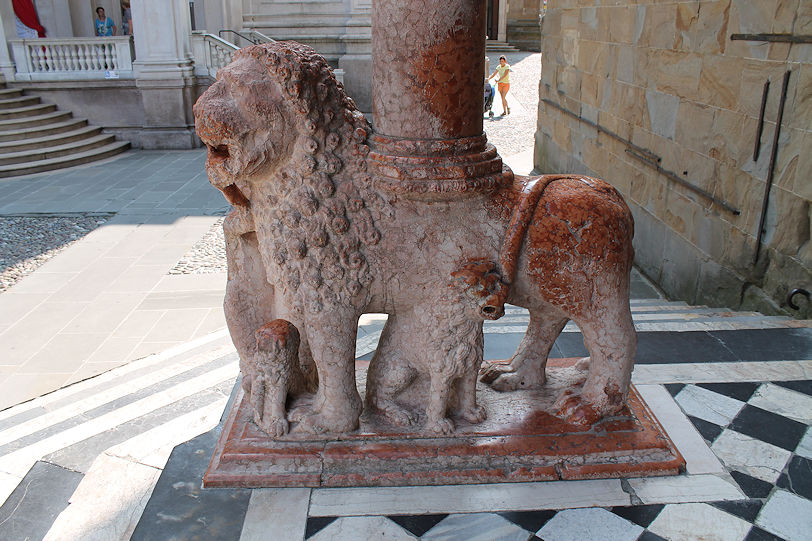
[0,149,229,410]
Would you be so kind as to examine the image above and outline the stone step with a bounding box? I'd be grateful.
[0,133,117,166]
[0,117,88,142]
[0,95,40,110]
[0,110,72,132]
[0,140,130,178]
[0,88,23,99]
[486,41,520,53]
[0,124,102,153]
[0,102,57,120]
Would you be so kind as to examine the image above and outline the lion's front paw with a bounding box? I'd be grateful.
[261,416,290,437]
[482,368,545,392]
[426,416,455,435]
[479,362,511,384]
[553,391,601,428]
[458,403,487,424]
[295,409,360,435]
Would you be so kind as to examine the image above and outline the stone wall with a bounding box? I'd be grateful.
[534,0,811,317]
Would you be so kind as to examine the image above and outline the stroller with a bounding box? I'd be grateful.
[484,80,495,118]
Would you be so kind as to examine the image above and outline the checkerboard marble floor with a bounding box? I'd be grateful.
[294,380,812,541]
[0,271,809,540]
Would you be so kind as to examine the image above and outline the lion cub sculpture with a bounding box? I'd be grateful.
[194,41,637,437]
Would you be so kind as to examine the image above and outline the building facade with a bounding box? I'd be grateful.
[534,0,811,317]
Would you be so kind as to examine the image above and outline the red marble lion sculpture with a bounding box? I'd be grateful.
[194,42,636,436]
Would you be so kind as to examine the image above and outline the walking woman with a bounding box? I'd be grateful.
[488,55,511,115]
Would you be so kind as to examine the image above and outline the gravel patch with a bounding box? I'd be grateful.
[168,217,227,275]
[0,215,110,293]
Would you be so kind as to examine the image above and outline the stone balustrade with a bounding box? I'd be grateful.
[191,32,239,78]
[10,37,134,81]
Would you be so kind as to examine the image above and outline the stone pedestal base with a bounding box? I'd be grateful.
[205,360,684,488]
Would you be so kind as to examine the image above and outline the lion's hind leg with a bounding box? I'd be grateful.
[481,308,567,391]
[553,284,636,427]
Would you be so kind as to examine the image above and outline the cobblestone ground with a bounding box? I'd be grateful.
[0,215,110,292]
[168,217,227,275]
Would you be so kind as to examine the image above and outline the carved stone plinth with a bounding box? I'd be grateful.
[204,360,684,488]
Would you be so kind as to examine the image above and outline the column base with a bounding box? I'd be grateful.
[204,359,685,488]
[369,133,513,201]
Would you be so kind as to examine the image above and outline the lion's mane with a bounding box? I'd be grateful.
[236,42,392,314]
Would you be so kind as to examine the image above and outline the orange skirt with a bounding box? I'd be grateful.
[498,82,510,94]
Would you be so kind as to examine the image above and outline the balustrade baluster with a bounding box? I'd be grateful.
[92,43,101,70]
[45,44,55,71]
[36,45,47,72]
[105,43,114,70]
[68,44,77,71]
[78,44,87,70]
[56,45,65,71]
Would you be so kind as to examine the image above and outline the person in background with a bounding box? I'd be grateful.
[121,1,133,35]
[95,6,116,36]
[487,55,511,116]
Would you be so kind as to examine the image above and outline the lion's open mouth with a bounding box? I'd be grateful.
[207,143,230,163]
[222,183,250,208]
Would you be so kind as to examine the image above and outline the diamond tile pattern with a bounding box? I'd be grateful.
[300,381,812,541]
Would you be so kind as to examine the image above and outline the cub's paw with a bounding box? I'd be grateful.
[380,404,419,427]
[458,403,487,424]
[426,417,455,435]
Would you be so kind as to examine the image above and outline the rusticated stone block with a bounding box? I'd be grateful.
[637,4,677,50]
[675,100,715,155]
[698,56,741,109]
[653,50,701,99]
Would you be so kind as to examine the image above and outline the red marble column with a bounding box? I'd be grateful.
[370,0,511,200]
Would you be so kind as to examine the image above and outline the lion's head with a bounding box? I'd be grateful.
[195,42,391,314]
[194,41,367,204]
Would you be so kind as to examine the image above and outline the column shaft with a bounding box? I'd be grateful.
[369,0,510,201]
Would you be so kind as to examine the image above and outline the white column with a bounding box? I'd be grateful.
[132,0,193,79]
[68,0,93,38]
[34,0,74,37]
[0,0,16,80]
[498,0,507,42]
[338,0,372,111]
[132,0,198,149]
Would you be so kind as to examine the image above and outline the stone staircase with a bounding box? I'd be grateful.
[506,19,542,52]
[0,84,130,178]
[486,40,520,53]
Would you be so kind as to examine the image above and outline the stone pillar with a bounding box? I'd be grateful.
[0,0,17,81]
[497,0,507,42]
[132,0,198,149]
[34,0,74,37]
[338,0,372,112]
[370,0,509,200]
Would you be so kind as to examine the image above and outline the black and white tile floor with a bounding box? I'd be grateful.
[0,273,810,540]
